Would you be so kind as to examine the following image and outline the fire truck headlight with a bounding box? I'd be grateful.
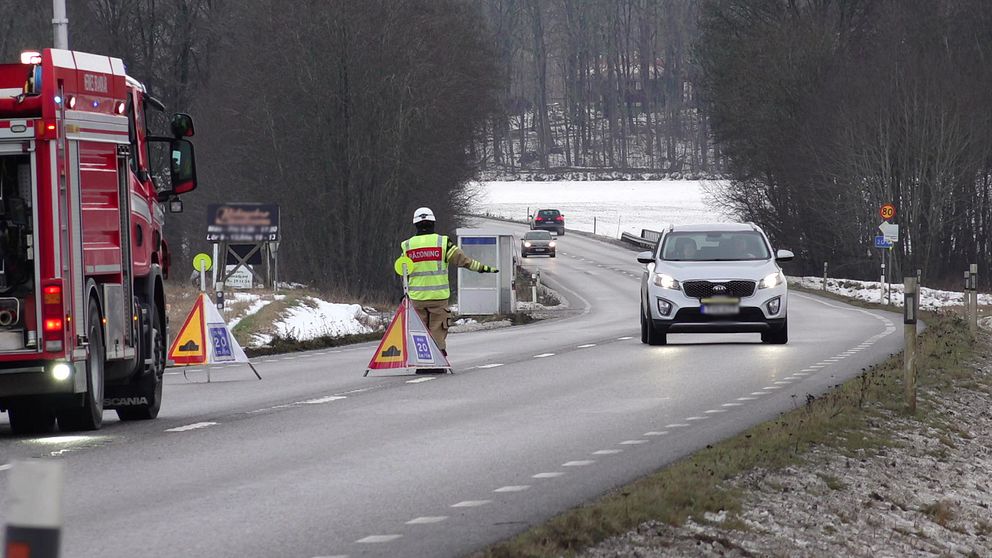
[116,101,126,114]
[52,363,71,381]
[67,95,76,109]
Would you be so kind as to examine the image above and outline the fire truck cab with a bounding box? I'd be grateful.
[0,49,197,434]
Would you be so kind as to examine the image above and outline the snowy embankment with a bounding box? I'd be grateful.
[470,180,731,238]
[793,276,992,310]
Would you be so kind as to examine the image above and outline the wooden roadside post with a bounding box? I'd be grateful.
[904,276,919,413]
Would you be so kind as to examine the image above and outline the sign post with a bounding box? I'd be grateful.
[192,253,212,293]
[206,203,280,289]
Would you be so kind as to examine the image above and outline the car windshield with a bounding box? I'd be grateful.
[524,231,552,240]
[660,231,770,261]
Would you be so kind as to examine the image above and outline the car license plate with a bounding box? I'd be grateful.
[701,304,739,315]
[700,297,740,316]
[534,248,546,252]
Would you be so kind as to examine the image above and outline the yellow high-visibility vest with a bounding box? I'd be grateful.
[402,234,450,300]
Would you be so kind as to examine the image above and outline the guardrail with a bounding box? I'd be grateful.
[620,232,655,249]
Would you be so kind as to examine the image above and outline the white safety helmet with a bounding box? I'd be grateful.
[413,207,436,224]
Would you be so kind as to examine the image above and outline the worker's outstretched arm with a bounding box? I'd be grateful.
[446,240,498,273]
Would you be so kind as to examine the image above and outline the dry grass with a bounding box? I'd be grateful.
[476,308,977,558]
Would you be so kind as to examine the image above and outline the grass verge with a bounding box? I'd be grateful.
[476,305,980,558]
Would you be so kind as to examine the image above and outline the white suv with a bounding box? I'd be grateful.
[637,223,794,345]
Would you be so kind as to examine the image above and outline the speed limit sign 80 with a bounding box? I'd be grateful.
[880,204,896,220]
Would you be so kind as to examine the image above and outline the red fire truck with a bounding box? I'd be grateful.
[0,49,197,434]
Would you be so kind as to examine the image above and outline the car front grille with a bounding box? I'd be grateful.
[682,280,756,299]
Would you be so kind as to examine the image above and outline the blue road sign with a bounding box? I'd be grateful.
[412,334,432,361]
[874,235,893,249]
[209,325,234,360]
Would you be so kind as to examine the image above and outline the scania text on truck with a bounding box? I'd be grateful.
[0,49,198,434]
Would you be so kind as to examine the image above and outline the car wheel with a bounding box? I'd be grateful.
[761,318,788,344]
[117,303,164,421]
[521,252,528,258]
[558,228,565,236]
[550,252,556,258]
[57,299,105,431]
[641,305,667,346]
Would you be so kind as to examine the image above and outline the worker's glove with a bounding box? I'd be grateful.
[480,265,499,273]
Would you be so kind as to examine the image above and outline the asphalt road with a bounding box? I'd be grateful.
[0,220,903,558]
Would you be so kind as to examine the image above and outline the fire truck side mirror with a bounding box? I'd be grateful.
[168,139,197,195]
[170,113,195,139]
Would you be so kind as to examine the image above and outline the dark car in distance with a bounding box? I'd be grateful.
[521,230,556,258]
[531,208,565,235]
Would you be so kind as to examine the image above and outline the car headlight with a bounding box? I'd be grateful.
[549,241,556,248]
[759,271,785,289]
[654,273,680,290]
[523,241,531,247]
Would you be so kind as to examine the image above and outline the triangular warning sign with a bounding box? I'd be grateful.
[168,294,206,365]
[365,297,451,375]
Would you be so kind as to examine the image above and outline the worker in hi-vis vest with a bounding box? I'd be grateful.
[402,207,498,356]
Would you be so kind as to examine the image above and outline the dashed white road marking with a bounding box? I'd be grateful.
[619,440,648,445]
[800,368,817,372]
[0,463,11,472]
[617,336,633,340]
[577,344,596,348]
[704,409,726,414]
[764,386,783,390]
[477,363,504,369]
[685,416,708,421]
[406,377,436,384]
[721,403,743,407]
[593,449,623,455]
[300,396,347,405]
[406,516,448,525]
[166,422,217,432]
[451,500,492,508]
[312,555,348,558]
[644,431,668,436]
[665,423,690,428]
[533,353,555,358]
[750,391,770,395]
[494,485,530,493]
[532,472,565,479]
[737,397,757,401]
[356,535,402,543]
[563,460,596,467]
[794,372,810,377]
[773,381,791,385]
[809,365,825,369]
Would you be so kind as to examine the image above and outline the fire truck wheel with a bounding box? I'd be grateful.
[7,404,56,435]
[117,304,164,421]
[58,300,105,431]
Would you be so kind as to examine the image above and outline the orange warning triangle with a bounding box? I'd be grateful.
[367,301,408,370]
[365,297,451,375]
[168,294,207,365]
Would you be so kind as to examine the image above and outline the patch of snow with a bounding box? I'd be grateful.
[471,180,731,238]
[449,319,512,333]
[228,297,271,329]
[273,297,375,341]
[791,276,991,310]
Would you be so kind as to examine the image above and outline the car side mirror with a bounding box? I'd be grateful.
[636,250,654,264]
[775,249,795,263]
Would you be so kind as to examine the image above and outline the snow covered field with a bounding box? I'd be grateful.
[470,180,731,238]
